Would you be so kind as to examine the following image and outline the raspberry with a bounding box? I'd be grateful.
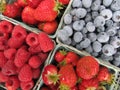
[20,80,34,90]
[28,44,41,54]
[12,25,27,41]
[14,47,31,68]
[18,64,33,82]
[7,37,24,49]
[26,32,39,47]
[5,76,20,90]
[0,71,9,82]
[0,31,9,40]
[4,48,16,60]
[32,68,40,79]
[0,52,7,68]
[28,55,42,69]
[0,38,8,51]
[0,20,13,33]
[2,60,17,76]
[38,32,54,52]
[38,52,48,63]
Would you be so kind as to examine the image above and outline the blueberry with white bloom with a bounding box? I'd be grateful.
[102,44,115,56]
[88,33,97,42]
[85,13,92,22]
[99,5,106,12]
[70,9,77,16]
[92,11,99,19]
[72,0,82,8]
[105,20,114,27]
[114,52,120,61]
[81,27,88,34]
[73,32,83,43]
[113,23,120,27]
[72,20,85,31]
[100,54,113,61]
[80,38,91,48]
[72,16,79,21]
[100,9,113,20]
[106,27,118,36]
[86,22,95,32]
[86,8,91,13]
[91,52,99,57]
[75,44,83,50]
[118,30,120,38]
[92,41,102,52]
[110,36,120,48]
[112,60,120,66]
[82,0,92,8]
[103,0,113,7]
[94,16,105,27]
[62,38,72,45]
[97,26,105,32]
[85,45,93,53]
[64,13,72,24]
[71,39,77,46]
[75,8,87,18]
[91,0,101,11]
[112,11,120,22]
[63,26,73,36]
[97,32,109,43]
[111,0,120,11]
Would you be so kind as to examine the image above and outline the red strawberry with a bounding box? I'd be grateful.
[17,0,28,7]
[26,0,41,8]
[38,20,58,34]
[38,32,54,52]
[71,86,78,90]
[34,0,62,22]
[42,64,59,85]
[76,56,99,80]
[58,0,70,5]
[79,78,99,90]
[22,6,38,25]
[59,64,77,90]
[48,83,59,90]
[97,86,106,90]
[54,50,67,63]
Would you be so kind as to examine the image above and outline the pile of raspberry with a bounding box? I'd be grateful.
[0,20,54,90]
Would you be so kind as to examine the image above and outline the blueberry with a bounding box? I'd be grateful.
[118,30,120,38]
[63,25,73,36]
[86,22,95,32]
[102,44,115,56]
[100,9,113,20]
[91,11,99,19]
[80,38,91,48]
[75,8,87,18]
[71,39,77,46]
[114,52,120,61]
[72,0,82,8]
[75,43,83,50]
[112,60,120,66]
[81,27,88,34]
[85,13,92,22]
[85,45,93,54]
[100,54,113,61]
[72,16,79,21]
[110,36,120,48]
[92,41,102,52]
[91,0,101,11]
[106,27,118,36]
[97,32,109,43]
[64,13,72,24]
[111,0,120,11]
[82,0,92,8]
[73,32,83,43]
[103,0,113,7]
[112,11,120,22]
[94,16,105,27]
[105,20,114,27]
[72,20,85,31]
[62,38,72,45]
[88,33,97,42]
[97,26,105,32]
[91,52,99,57]
[99,5,106,12]
[70,9,77,16]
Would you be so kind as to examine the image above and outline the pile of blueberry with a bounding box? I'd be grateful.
[57,0,120,67]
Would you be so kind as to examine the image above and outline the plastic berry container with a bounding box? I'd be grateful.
[37,44,120,90]
[0,0,72,38]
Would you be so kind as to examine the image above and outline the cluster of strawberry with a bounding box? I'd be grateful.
[0,20,54,90]
[41,50,114,90]
[2,0,70,34]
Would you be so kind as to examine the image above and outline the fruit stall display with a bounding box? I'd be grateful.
[39,44,120,90]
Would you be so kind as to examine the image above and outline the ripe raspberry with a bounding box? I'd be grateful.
[2,60,17,76]
[28,55,42,69]
[0,52,7,68]
[14,47,31,68]
[0,71,9,82]
[0,38,9,50]
[7,37,24,49]
[0,20,13,33]
[26,33,39,47]
[4,48,16,60]
[0,31,9,40]
[38,52,48,63]
[12,25,27,41]
[18,64,33,82]
[32,68,40,79]
[20,80,34,90]
[38,32,54,52]
[28,44,41,54]
[5,76,20,90]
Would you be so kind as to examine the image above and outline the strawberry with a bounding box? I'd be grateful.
[38,20,58,34]
[97,86,106,90]
[76,56,99,80]
[42,65,59,85]
[17,0,28,7]
[34,0,63,22]
[22,6,38,25]
[58,0,70,5]
[54,50,67,63]
[71,86,78,90]
[41,87,51,90]
[59,64,77,90]
[79,78,99,90]
[26,0,41,8]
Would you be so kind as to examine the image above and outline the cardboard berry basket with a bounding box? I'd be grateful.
[0,0,73,38]
[0,18,56,90]
[37,44,120,90]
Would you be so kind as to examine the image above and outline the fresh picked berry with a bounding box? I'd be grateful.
[17,0,28,7]
[58,0,70,5]
[76,56,99,80]
[0,52,7,68]
[32,68,40,79]
[26,0,41,8]
[28,44,41,54]
[0,71,9,83]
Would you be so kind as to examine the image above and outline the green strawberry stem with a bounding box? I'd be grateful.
[0,0,6,13]
[59,84,70,90]
[59,49,67,56]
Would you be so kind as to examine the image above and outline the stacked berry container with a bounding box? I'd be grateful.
[0,0,71,38]
[38,44,120,90]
